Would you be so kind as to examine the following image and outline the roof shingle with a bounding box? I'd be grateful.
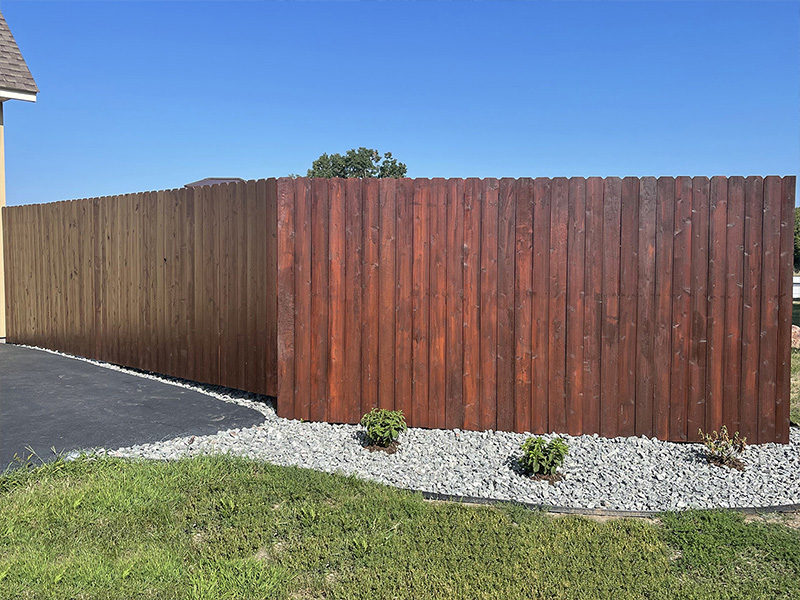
[0,10,37,95]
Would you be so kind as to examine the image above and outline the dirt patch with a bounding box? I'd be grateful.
[528,473,564,485]
[363,441,399,455]
[706,456,746,471]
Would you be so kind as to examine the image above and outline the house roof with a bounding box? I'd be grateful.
[0,10,37,96]
[185,177,246,188]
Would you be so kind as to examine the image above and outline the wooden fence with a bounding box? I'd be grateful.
[276,176,795,444]
[2,180,278,397]
[2,176,795,443]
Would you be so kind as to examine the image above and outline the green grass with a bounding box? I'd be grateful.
[1,455,799,599]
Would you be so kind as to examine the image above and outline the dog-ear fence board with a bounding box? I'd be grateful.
[2,176,795,443]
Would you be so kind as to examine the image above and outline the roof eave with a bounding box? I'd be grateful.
[0,88,36,102]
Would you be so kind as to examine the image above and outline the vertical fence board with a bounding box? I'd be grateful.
[548,177,568,434]
[601,177,622,438]
[412,179,431,428]
[429,178,448,429]
[378,178,397,412]
[688,177,709,441]
[395,179,414,421]
[310,178,330,422]
[361,178,380,416]
[265,179,279,397]
[496,178,517,433]
[566,178,586,436]
[235,184,249,388]
[740,176,764,442]
[514,179,534,433]
[618,177,639,437]
[462,178,482,431]
[479,178,499,431]
[583,177,604,435]
[344,178,363,423]
[670,176,693,441]
[328,179,347,423]
[445,179,465,430]
[635,177,657,436]
[723,177,745,434]
[276,178,296,419]
[293,179,312,420]
[706,177,728,434]
[532,177,551,433]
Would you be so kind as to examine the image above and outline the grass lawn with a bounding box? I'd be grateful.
[1,455,799,600]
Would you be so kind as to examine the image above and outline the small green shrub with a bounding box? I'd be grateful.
[360,409,407,447]
[698,426,746,469]
[519,437,568,476]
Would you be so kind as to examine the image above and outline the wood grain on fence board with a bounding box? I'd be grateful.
[412,179,431,429]
[583,177,604,436]
[445,178,465,430]
[740,176,764,442]
[496,178,517,433]
[706,177,728,435]
[395,178,414,423]
[429,178,449,430]
[361,178,380,417]
[601,177,622,438]
[513,178,534,434]
[480,178,499,432]
[462,178,482,431]
[618,177,639,438]
[328,179,346,424]
[687,177,710,442]
[532,177,551,433]
[276,178,296,419]
[378,178,397,412]
[635,177,657,437]
[566,178,586,436]
[548,177,568,435]
[723,177,745,434]
[344,178,364,424]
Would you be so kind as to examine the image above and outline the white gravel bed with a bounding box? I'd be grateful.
[23,345,800,513]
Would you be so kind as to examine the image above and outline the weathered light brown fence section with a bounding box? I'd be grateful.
[276,176,795,443]
[2,180,278,396]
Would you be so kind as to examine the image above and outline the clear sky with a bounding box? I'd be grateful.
[0,0,797,206]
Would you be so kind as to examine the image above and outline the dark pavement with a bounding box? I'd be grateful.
[0,344,266,470]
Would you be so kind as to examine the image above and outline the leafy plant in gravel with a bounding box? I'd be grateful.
[519,436,568,477]
[698,426,747,470]
[360,409,407,448]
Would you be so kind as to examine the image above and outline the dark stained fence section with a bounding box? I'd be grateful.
[2,180,278,397]
[3,175,794,444]
[276,176,795,444]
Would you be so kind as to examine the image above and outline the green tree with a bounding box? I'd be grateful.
[306,147,407,179]
[794,207,800,272]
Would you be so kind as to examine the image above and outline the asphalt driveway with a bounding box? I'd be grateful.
[0,344,266,470]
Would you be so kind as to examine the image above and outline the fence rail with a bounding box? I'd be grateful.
[2,180,278,396]
[2,175,795,443]
[276,176,795,443]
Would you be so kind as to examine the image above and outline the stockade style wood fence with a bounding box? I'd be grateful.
[276,176,795,444]
[2,176,795,443]
[2,181,278,397]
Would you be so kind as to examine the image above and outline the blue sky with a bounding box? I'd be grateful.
[1,0,797,206]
